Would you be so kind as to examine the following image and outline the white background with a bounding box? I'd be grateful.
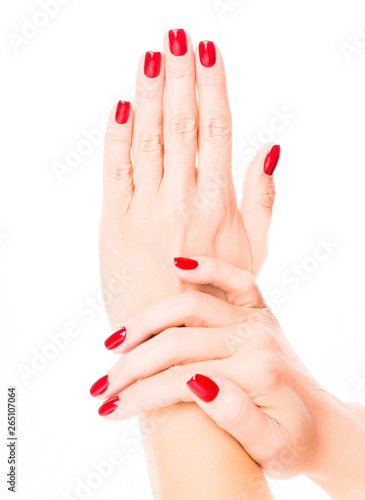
[1,0,365,499]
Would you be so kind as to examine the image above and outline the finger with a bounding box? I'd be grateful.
[93,326,233,400]
[240,144,280,276]
[162,29,198,190]
[102,100,134,217]
[96,322,275,400]
[186,371,278,464]
[173,256,265,308]
[97,360,217,420]
[195,41,233,193]
[132,51,165,193]
[104,290,242,353]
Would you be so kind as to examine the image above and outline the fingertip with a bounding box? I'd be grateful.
[173,257,199,271]
[115,100,131,125]
[164,28,193,56]
[98,396,119,417]
[186,373,219,403]
[104,327,127,351]
[90,375,109,398]
[104,100,134,142]
[198,40,217,68]
[241,142,277,200]
[263,144,281,176]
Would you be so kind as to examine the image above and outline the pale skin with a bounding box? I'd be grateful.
[99,257,365,499]
[99,29,277,499]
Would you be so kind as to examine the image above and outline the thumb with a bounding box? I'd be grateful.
[239,144,280,276]
[186,372,274,465]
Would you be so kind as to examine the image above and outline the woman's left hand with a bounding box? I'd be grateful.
[91,256,365,486]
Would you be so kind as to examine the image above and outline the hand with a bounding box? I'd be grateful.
[99,29,280,331]
[92,256,365,497]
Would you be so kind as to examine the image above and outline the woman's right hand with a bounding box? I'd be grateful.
[93,256,365,498]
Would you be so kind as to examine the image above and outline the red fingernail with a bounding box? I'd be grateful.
[169,29,187,56]
[98,396,119,416]
[264,145,280,175]
[174,257,198,270]
[199,41,216,67]
[186,374,219,403]
[144,51,161,78]
[90,375,109,397]
[115,101,130,124]
[104,327,126,350]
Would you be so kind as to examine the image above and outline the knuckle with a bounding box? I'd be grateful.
[134,133,163,159]
[134,81,160,103]
[259,353,281,387]
[215,392,246,430]
[109,159,133,181]
[260,327,281,351]
[209,257,220,276]
[168,65,195,80]
[161,327,184,352]
[199,79,227,93]
[168,114,197,141]
[182,290,207,323]
[105,137,132,181]
[115,352,134,383]
[106,136,131,151]
[199,115,232,144]
[258,182,276,209]
[234,269,256,298]
[128,380,148,412]
[258,448,278,470]
[165,365,186,388]
[244,271,257,293]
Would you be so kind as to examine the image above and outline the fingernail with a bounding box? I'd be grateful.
[199,41,216,67]
[169,29,187,56]
[98,396,119,416]
[104,327,126,350]
[173,257,198,270]
[144,51,161,78]
[264,145,280,175]
[90,375,109,397]
[186,374,219,403]
[115,101,130,124]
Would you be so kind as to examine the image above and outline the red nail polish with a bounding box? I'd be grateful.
[186,374,219,403]
[199,41,216,67]
[115,101,130,124]
[264,145,280,175]
[174,257,198,270]
[98,396,119,416]
[144,51,161,78]
[90,375,109,397]
[104,327,126,350]
[169,29,187,56]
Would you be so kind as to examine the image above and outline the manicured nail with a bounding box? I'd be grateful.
[264,145,280,175]
[174,257,198,270]
[90,375,109,397]
[144,51,161,78]
[115,101,130,124]
[186,374,219,403]
[199,41,216,67]
[98,396,119,416]
[169,29,187,56]
[104,327,126,350]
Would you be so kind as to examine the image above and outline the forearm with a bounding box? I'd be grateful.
[306,399,365,499]
[140,403,273,500]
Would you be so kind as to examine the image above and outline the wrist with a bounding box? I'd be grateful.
[307,395,365,499]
